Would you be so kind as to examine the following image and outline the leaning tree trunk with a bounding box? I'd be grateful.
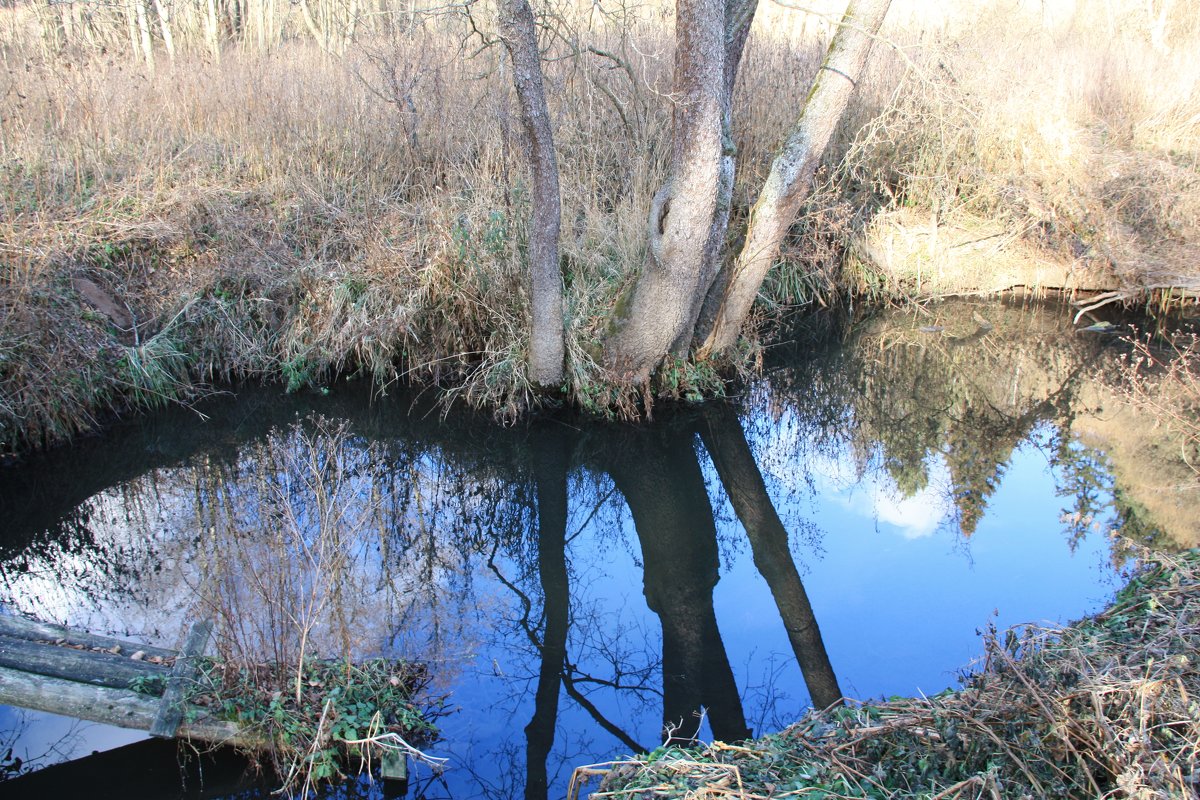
[696,0,891,357]
[151,0,175,61]
[684,0,759,350]
[602,0,727,382]
[498,0,565,388]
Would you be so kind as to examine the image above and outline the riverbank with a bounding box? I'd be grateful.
[577,547,1200,799]
[3,0,1199,454]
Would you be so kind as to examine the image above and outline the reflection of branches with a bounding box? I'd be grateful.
[0,709,89,778]
[485,543,650,755]
[560,673,646,755]
[567,485,618,545]
[699,405,843,711]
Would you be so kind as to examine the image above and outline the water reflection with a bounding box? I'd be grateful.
[0,299,1189,799]
[606,423,751,744]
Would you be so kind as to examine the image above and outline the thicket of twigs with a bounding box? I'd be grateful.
[2,0,1199,452]
[1121,331,1200,479]
[186,418,447,793]
[575,546,1200,799]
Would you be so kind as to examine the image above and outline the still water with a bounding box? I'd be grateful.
[0,300,1186,798]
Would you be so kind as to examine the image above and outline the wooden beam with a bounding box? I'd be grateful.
[0,615,175,661]
[0,635,168,690]
[0,665,258,747]
[151,619,213,738]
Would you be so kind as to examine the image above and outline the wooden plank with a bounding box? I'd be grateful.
[0,635,169,690]
[150,619,213,738]
[0,615,175,661]
[0,664,256,747]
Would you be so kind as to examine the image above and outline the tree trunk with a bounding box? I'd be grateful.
[134,0,156,71]
[124,0,141,63]
[602,0,727,381]
[151,0,175,61]
[498,0,565,388]
[204,0,221,62]
[297,0,326,50]
[685,0,758,350]
[697,0,891,357]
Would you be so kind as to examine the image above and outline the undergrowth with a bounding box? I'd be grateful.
[189,657,443,794]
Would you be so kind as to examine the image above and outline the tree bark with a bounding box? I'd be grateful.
[602,0,727,381]
[684,0,759,351]
[499,0,565,388]
[697,0,891,357]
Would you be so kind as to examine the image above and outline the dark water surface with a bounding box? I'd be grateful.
[0,300,1180,798]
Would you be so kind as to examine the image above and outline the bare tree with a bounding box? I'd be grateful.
[498,0,566,388]
[698,0,892,356]
[602,0,892,379]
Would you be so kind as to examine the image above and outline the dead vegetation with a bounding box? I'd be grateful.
[572,545,1200,799]
[1120,331,1200,479]
[1,0,1199,452]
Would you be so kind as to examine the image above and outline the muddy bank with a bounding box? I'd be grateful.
[850,209,1200,310]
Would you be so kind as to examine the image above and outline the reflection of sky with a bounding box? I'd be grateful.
[805,451,953,540]
[0,707,147,777]
[732,423,1122,706]
[0,418,1127,800]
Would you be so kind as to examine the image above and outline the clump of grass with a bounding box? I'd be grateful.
[578,545,1200,799]
[189,656,443,794]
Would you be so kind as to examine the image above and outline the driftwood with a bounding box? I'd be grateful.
[151,619,213,738]
[0,615,252,749]
[0,665,256,747]
[0,614,175,660]
[0,615,412,783]
[0,635,168,690]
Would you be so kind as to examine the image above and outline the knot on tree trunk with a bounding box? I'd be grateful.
[647,179,673,267]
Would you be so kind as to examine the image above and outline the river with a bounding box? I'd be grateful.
[1,298,1191,799]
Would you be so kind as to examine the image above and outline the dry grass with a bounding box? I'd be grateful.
[1,0,1199,452]
[798,1,1200,307]
[574,545,1200,799]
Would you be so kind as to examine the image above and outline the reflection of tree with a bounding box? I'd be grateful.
[607,425,750,744]
[523,433,569,800]
[943,408,1018,538]
[698,405,843,710]
[1,301,1174,798]
[764,301,1117,545]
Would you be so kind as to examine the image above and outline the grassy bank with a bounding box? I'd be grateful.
[573,546,1200,799]
[2,0,1199,453]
